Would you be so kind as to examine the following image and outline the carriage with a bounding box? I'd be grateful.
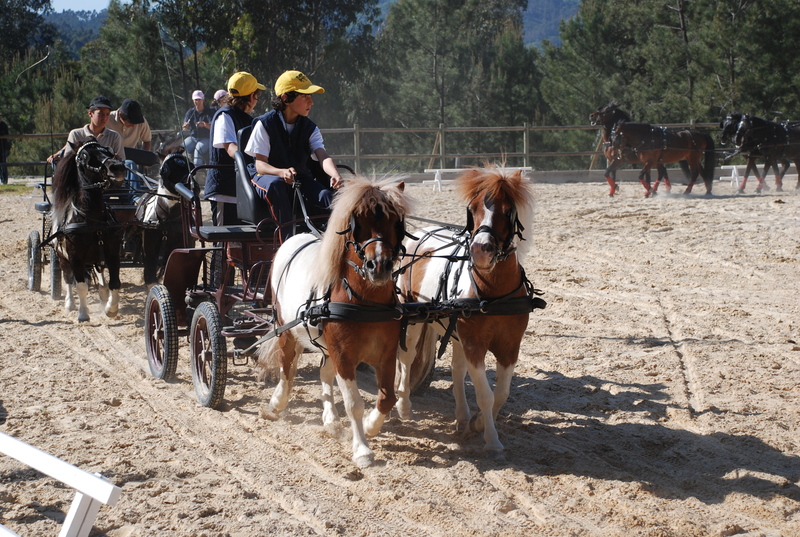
[142,125,367,409]
[27,143,185,307]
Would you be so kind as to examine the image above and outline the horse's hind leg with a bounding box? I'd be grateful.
[363,359,398,438]
[452,342,472,434]
[395,322,427,420]
[464,358,503,454]
[263,332,301,420]
[639,167,653,197]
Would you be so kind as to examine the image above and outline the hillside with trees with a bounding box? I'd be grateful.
[3,0,800,172]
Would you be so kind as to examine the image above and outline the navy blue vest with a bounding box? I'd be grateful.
[205,106,253,198]
[253,110,317,181]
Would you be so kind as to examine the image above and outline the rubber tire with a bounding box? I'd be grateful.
[49,244,61,300]
[190,301,227,409]
[145,284,179,380]
[28,230,42,292]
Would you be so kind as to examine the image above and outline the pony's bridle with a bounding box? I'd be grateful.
[462,195,524,263]
[76,142,119,190]
[337,213,408,279]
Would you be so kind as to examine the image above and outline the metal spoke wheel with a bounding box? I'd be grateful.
[49,244,61,300]
[145,285,179,380]
[27,230,42,292]
[190,301,227,409]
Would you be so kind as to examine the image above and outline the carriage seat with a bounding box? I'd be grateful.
[235,125,274,226]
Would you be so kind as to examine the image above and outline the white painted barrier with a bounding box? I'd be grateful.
[720,164,798,189]
[0,432,122,537]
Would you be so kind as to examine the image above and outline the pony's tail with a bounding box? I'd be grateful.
[255,337,281,383]
[678,160,691,179]
[703,134,716,183]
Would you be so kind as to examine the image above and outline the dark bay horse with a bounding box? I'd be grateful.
[590,103,673,197]
[397,166,544,455]
[727,114,800,193]
[611,122,717,197]
[52,141,127,322]
[135,153,192,285]
[257,175,412,467]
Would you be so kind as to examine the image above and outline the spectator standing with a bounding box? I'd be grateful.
[205,72,264,224]
[0,114,9,185]
[182,90,213,167]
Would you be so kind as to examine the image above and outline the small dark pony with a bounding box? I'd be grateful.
[257,175,412,467]
[52,141,127,322]
[611,122,717,197]
[590,103,673,197]
[135,153,193,285]
[726,113,800,193]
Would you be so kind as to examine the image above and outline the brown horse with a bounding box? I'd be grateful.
[397,165,545,455]
[590,103,673,197]
[257,175,411,467]
[610,122,717,197]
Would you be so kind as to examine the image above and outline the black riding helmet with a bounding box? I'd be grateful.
[159,153,192,194]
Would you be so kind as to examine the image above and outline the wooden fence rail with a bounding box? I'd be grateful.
[0,122,720,174]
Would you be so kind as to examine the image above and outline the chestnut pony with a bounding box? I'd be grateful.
[51,141,127,322]
[397,166,543,455]
[257,175,411,468]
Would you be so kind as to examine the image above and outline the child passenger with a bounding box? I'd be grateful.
[245,70,342,240]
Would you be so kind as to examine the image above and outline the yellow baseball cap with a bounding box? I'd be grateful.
[274,70,325,96]
[227,72,266,97]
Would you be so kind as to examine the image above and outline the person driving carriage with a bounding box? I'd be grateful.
[245,70,342,240]
[205,71,265,225]
[107,98,158,202]
[47,96,125,166]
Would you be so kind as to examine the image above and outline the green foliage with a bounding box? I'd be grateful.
[0,0,57,63]
[44,9,107,60]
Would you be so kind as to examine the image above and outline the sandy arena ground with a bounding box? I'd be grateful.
[0,175,798,537]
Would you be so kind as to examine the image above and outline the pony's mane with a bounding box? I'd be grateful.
[51,151,80,227]
[315,175,411,291]
[455,165,535,258]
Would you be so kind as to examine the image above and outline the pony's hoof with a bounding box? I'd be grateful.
[737,188,745,194]
[777,187,784,192]
[395,400,413,421]
[105,307,118,318]
[322,407,338,426]
[755,189,762,194]
[483,446,505,459]
[77,313,90,323]
[353,449,375,468]
[258,404,280,421]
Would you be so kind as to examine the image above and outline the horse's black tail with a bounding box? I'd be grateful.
[702,134,716,186]
[679,160,691,179]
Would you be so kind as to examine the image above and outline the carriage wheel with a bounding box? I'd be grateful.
[49,244,61,300]
[27,231,42,292]
[190,301,227,409]
[145,284,179,380]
